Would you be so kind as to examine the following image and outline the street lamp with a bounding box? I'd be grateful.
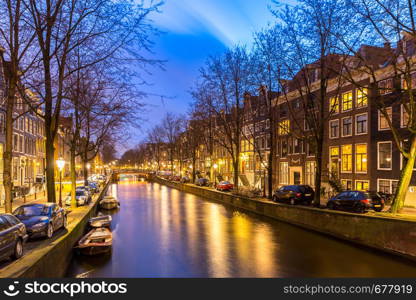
[56,158,65,207]
[213,163,218,187]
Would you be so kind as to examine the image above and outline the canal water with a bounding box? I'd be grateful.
[66,180,416,278]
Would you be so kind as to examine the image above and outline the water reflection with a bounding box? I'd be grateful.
[67,181,416,278]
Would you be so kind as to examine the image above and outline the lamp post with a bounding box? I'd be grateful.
[56,158,65,207]
[213,164,218,187]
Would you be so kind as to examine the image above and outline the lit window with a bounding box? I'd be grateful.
[342,92,353,111]
[341,145,353,172]
[402,73,416,89]
[379,78,393,95]
[355,144,367,173]
[378,142,392,170]
[356,114,368,135]
[278,120,290,135]
[330,96,339,114]
[379,107,392,130]
[401,104,410,128]
[279,162,289,184]
[341,179,352,190]
[356,181,369,191]
[329,120,339,139]
[330,146,339,174]
[342,117,352,137]
[356,88,368,108]
[305,161,316,187]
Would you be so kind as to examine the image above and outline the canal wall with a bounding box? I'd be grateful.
[0,181,111,278]
[153,177,416,261]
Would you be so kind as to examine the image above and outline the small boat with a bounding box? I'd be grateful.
[99,196,120,210]
[88,215,112,228]
[75,227,112,255]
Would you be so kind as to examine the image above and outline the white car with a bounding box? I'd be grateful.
[65,191,87,206]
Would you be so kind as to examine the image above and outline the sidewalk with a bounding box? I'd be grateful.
[0,192,48,214]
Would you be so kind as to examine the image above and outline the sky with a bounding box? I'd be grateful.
[124,0,294,152]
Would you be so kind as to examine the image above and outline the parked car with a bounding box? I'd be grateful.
[13,203,67,239]
[327,191,385,213]
[171,175,181,182]
[180,176,190,183]
[88,182,99,194]
[196,178,209,187]
[216,181,234,192]
[0,214,28,261]
[64,190,88,207]
[272,185,315,205]
[76,186,92,203]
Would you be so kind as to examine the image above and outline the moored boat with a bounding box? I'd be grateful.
[88,215,112,228]
[75,227,112,256]
[99,196,120,210]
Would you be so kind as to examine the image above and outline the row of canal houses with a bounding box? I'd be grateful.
[0,47,76,205]
[150,34,416,206]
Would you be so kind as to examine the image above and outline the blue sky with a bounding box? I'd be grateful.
[125,0,294,151]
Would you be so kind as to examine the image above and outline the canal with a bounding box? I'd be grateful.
[66,181,416,278]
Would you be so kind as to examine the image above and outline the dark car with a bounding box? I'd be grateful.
[180,176,190,183]
[196,178,209,187]
[216,181,234,192]
[13,204,67,239]
[272,185,315,205]
[0,214,28,261]
[171,175,181,182]
[327,191,385,213]
[88,182,99,194]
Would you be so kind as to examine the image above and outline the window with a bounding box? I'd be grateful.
[265,119,270,129]
[342,117,352,137]
[356,180,369,191]
[341,145,353,173]
[401,104,410,128]
[400,140,416,170]
[278,120,290,135]
[355,113,368,135]
[281,140,288,157]
[293,138,301,154]
[279,162,289,184]
[13,134,18,151]
[330,146,339,174]
[378,78,393,95]
[342,91,353,111]
[356,88,368,108]
[305,161,316,187]
[378,142,392,170]
[402,73,416,89]
[378,107,392,130]
[307,141,315,157]
[341,179,352,190]
[329,119,339,139]
[330,96,339,114]
[378,179,398,194]
[355,144,368,173]
[378,179,391,194]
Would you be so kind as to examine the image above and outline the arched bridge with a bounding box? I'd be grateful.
[112,169,151,182]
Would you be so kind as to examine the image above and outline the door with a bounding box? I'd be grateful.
[293,172,301,185]
[0,217,14,258]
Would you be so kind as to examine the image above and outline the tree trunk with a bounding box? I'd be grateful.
[45,135,56,203]
[233,159,239,190]
[70,145,77,208]
[314,138,324,207]
[3,79,16,213]
[83,155,89,186]
[391,137,416,213]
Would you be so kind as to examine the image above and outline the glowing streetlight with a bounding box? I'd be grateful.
[56,158,65,207]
